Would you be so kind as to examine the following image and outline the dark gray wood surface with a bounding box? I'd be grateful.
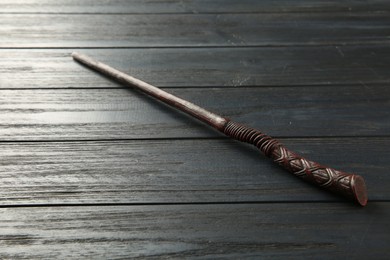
[0,138,388,205]
[0,1,389,258]
[0,203,388,259]
[2,0,390,13]
[1,13,390,48]
[2,46,390,88]
[0,86,389,140]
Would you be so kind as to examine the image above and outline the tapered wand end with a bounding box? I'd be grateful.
[71,52,79,59]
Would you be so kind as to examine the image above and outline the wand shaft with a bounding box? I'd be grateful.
[72,52,368,206]
[71,52,227,131]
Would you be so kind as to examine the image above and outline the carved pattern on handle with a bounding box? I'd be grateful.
[223,121,368,206]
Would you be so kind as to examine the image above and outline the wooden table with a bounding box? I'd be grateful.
[1,1,389,258]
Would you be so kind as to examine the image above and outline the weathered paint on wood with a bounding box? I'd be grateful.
[0,138,387,205]
[0,203,388,258]
[1,46,390,89]
[0,0,388,258]
[0,86,388,140]
[2,0,390,14]
[1,13,390,48]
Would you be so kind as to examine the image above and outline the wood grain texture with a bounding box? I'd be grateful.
[2,0,390,14]
[0,203,388,258]
[2,46,390,89]
[1,13,390,48]
[0,86,388,141]
[0,138,387,205]
[0,0,388,258]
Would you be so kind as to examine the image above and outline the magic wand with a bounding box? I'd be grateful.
[72,52,368,206]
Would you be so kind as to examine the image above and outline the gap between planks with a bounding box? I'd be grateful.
[0,200,389,209]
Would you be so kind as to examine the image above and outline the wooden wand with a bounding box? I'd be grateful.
[72,52,368,206]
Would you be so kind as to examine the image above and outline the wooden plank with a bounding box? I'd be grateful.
[0,138,387,205]
[0,203,388,258]
[0,86,388,141]
[2,46,390,89]
[1,13,390,48]
[2,0,390,14]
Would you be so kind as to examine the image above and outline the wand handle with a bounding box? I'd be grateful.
[223,121,368,206]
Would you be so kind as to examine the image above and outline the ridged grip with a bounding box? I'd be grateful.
[223,121,368,206]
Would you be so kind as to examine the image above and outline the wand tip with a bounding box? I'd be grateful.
[71,52,79,59]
